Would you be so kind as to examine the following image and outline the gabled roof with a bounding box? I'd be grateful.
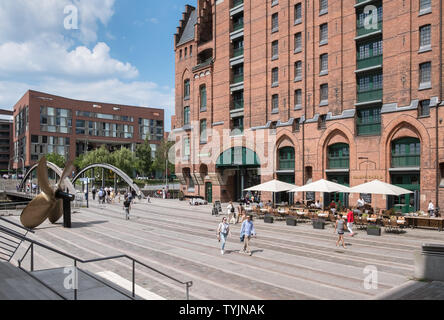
[177,9,197,46]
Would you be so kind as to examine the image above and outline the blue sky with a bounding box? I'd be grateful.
[0,0,194,131]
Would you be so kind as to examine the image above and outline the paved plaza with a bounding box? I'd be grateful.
[5,198,444,300]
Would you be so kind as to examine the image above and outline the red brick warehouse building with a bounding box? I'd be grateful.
[12,90,165,171]
[173,0,444,213]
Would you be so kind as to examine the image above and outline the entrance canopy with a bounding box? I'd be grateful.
[348,180,413,196]
[216,147,260,168]
[244,179,297,193]
[289,179,351,193]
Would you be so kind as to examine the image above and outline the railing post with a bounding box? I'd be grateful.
[186,282,192,300]
[74,260,77,300]
[30,243,34,272]
[132,260,135,298]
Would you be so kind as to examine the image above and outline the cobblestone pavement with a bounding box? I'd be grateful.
[7,199,444,300]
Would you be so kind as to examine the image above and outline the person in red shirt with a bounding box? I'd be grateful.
[347,209,355,237]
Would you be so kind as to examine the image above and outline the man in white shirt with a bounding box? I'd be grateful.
[357,197,365,209]
[315,200,322,209]
[428,200,435,217]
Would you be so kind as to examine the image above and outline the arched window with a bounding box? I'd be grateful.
[278,147,295,170]
[328,143,349,169]
[391,138,420,168]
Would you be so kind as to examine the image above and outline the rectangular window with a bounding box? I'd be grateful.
[320,23,328,45]
[318,115,327,129]
[372,40,383,56]
[319,0,328,15]
[272,13,279,32]
[373,74,383,89]
[232,117,244,134]
[272,94,279,111]
[200,86,207,111]
[272,68,279,86]
[419,99,430,117]
[272,40,279,59]
[294,33,302,52]
[295,89,302,108]
[184,106,190,125]
[184,79,190,99]
[294,61,302,81]
[320,54,328,73]
[200,119,207,143]
[357,107,381,136]
[320,84,328,104]
[420,25,431,48]
[419,62,431,87]
[294,3,302,24]
[420,0,431,11]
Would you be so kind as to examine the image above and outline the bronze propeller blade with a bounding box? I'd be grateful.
[20,157,56,229]
[48,161,74,224]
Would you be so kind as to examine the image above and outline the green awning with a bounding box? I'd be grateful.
[216,147,260,168]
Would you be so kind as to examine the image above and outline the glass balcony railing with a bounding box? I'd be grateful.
[328,158,350,169]
[232,99,244,110]
[233,21,244,32]
[357,20,382,37]
[233,47,244,58]
[357,55,383,70]
[232,74,244,84]
[233,0,244,8]
[356,121,381,136]
[357,88,382,103]
[392,155,420,168]
[279,160,295,171]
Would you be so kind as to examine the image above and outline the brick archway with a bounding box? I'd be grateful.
[380,115,432,173]
[317,124,356,174]
[275,130,302,173]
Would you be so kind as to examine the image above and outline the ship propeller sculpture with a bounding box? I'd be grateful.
[20,156,74,229]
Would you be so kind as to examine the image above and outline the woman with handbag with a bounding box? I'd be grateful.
[335,214,347,248]
[217,217,231,255]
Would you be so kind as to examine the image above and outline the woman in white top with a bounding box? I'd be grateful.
[217,217,231,255]
[428,200,435,217]
[227,201,235,223]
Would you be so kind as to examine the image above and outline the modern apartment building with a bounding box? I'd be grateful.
[0,109,13,174]
[173,0,444,212]
[12,90,164,170]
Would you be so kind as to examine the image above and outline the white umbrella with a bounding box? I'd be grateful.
[245,179,297,192]
[348,180,413,196]
[244,179,298,206]
[289,179,351,193]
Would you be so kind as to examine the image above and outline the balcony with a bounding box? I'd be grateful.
[392,154,420,168]
[328,158,350,170]
[356,20,382,39]
[232,74,244,84]
[233,47,244,58]
[356,120,381,136]
[233,21,244,32]
[279,160,295,171]
[357,89,382,103]
[233,0,243,8]
[232,99,244,110]
[356,55,382,71]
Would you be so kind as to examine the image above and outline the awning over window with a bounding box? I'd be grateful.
[216,147,260,168]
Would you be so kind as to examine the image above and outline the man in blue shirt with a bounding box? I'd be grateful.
[240,215,256,256]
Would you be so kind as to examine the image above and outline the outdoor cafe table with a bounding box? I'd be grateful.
[260,208,269,213]
[405,216,444,232]
[245,206,253,212]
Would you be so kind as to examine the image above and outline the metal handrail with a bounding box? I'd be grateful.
[0,201,31,211]
[0,216,35,234]
[0,226,192,300]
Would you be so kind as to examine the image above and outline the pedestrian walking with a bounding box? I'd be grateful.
[123,196,131,220]
[217,217,231,255]
[240,215,256,256]
[335,214,347,248]
[347,208,355,237]
[227,201,235,224]
[92,187,96,201]
[147,194,151,203]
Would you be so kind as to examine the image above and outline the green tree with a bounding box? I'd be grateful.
[76,145,113,169]
[111,147,136,177]
[46,153,66,168]
[135,138,153,176]
[152,140,175,179]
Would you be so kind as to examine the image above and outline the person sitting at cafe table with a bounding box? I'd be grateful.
[258,201,264,209]
[266,200,272,207]
[315,200,322,209]
[329,201,337,214]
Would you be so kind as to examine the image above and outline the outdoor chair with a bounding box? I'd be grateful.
[390,216,400,233]
[382,218,392,233]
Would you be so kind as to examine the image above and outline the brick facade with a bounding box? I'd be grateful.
[174,0,444,212]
